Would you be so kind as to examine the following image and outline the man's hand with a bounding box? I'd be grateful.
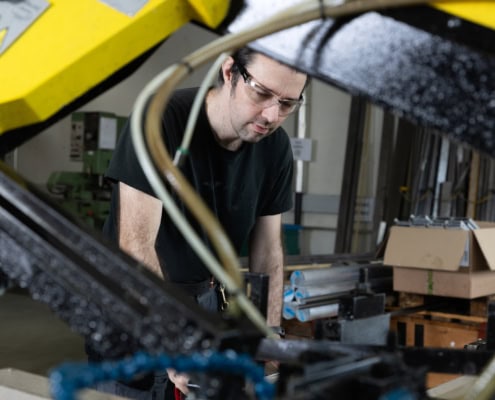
[265,360,279,376]
[167,368,190,395]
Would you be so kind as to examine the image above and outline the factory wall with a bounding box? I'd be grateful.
[9,22,375,256]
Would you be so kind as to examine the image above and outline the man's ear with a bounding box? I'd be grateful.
[221,56,235,85]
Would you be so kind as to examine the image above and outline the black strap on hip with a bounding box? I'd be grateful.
[173,277,215,297]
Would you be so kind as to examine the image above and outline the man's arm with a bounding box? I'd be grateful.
[118,182,164,279]
[119,182,192,392]
[248,214,284,327]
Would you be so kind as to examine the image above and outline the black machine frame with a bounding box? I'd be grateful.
[2,1,495,399]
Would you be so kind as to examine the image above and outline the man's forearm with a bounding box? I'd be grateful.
[251,240,284,327]
[266,260,283,327]
[127,244,164,279]
[118,182,164,279]
[119,217,164,279]
[249,215,286,328]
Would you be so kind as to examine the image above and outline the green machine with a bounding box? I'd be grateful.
[47,112,127,229]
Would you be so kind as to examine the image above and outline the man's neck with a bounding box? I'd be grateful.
[206,88,242,152]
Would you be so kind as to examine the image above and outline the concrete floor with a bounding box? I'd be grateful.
[0,288,87,377]
[0,289,135,399]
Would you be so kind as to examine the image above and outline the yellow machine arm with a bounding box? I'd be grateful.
[0,0,229,138]
[1,0,494,152]
[433,1,495,30]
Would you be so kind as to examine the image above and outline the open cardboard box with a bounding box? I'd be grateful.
[383,221,495,298]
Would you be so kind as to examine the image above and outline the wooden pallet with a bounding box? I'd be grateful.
[391,311,485,347]
[282,318,315,339]
[390,309,486,388]
[397,291,495,318]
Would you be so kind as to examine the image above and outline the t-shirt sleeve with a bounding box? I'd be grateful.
[105,118,157,198]
[106,92,189,197]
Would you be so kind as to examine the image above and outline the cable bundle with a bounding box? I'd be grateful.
[50,350,274,400]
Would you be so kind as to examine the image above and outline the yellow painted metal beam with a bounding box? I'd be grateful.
[0,0,229,136]
[2,1,493,138]
[433,1,495,30]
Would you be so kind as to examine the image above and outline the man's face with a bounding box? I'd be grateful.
[227,54,307,144]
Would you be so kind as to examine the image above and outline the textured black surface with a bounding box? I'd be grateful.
[1,1,495,383]
[227,2,495,157]
[0,162,260,358]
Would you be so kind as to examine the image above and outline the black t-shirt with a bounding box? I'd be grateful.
[103,87,293,283]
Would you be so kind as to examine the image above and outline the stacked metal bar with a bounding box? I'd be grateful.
[283,263,392,322]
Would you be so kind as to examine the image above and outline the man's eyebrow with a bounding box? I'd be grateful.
[247,66,301,102]
[257,81,300,102]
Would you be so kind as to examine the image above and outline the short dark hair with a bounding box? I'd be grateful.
[217,47,256,87]
[217,47,310,94]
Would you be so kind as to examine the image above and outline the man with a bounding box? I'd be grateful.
[97,47,307,399]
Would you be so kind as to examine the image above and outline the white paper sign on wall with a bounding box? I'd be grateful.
[290,138,313,162]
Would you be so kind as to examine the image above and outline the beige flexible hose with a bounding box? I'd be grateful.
[141,0,464,331]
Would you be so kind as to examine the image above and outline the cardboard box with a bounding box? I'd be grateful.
[384,222,495,298]
[393,267,495,298]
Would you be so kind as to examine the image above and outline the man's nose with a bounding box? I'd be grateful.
[261,102,280,122]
